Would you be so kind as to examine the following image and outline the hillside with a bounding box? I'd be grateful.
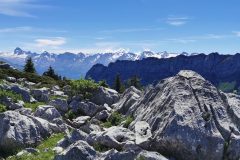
[0,65,240,159]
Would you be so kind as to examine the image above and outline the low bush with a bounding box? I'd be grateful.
[70,79,99,99]
[0,89,23,103]
[102,112,133,128]
[0,104,7,113]
[93,143,110,152]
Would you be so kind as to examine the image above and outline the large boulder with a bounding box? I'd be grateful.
[0,111,62,156]
[54,140,97,160]
[69,101,104,117]
[34,105,62,122]
[10,85,34,102]
[49,98,68,113]
[57,129,88,149]
[124,70,240,160]
[87,126,135,150]
[31,87,49,102]
[113,86,142,114]
[90,87,120,106]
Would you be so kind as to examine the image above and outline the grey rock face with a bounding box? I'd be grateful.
[95,110,110,121]
[6,77,16,83]
[10,85,34,102]
[120,70,240,160]
[0,111,62,155]
[87,126,135,151]
[34,105,62,122]
[113,86,142,114]
[69,101,104,117]
[54,140,97,160]
[57,129,88,149]
[137,151,169,160]
[49,98,68,113]
[31,87,49,102]
[134,121,152,148]
[90,87,120,106]
[72,116,91,128]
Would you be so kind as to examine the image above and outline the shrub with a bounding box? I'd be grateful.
[0,89,23,103]
[93,143,110,152]
[102,112,134,128]
[98,80,109,88]
[70,79,99,99]
[123,116,134,128]
[0,104,7,113]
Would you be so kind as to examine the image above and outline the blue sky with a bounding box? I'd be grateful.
[1,0,240,54]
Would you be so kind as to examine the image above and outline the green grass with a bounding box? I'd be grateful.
[102,112,133,128]
[49,95,67,101]
[24,102,46,112]
[0,89,23,103]
[0,104,7,113]
[7,133,65,160]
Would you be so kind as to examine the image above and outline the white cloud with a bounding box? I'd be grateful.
[0,26,32,33]
[35,37,66,47]
[100,27,163,33]
[0,0,48,17]
[166,16,190,26]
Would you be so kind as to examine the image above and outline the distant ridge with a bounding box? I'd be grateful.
[86,52,240,91]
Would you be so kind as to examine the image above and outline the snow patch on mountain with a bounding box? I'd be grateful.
[0,48,187,79]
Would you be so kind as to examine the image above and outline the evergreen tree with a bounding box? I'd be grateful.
[24,57,36,73]
[114,74,125,93]
[43,66,60,80]
[128,75,142,89]
[99,80,109,88]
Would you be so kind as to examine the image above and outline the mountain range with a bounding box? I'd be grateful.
[86,52,240,92]
[0,48,187,79]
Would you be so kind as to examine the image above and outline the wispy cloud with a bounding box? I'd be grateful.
[166,16,190,26]
[233,31,240,37]
[35,37,66,47]
[100,27,163,33]
[0,0,48,17]
[0,26,67,33]
[0,26,32,33]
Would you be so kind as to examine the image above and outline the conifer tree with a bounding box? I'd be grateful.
[43,66,60,80]
[24,57,36,73]
[114,74,125,93]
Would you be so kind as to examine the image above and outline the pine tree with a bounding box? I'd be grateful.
[43,66,60,80]
[24,57,36,73]
[114,74,125,93]
[128,75,141,89]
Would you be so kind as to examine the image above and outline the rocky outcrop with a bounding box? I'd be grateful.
[31,88,49,102]
[114,70,240,160]
[86,53,240,88]
[87,126,135,151]
[90,87,120,106]
[54,140,97,160]
[0,111,63,155]
[112,86,142,114]
[69,101,104,117]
